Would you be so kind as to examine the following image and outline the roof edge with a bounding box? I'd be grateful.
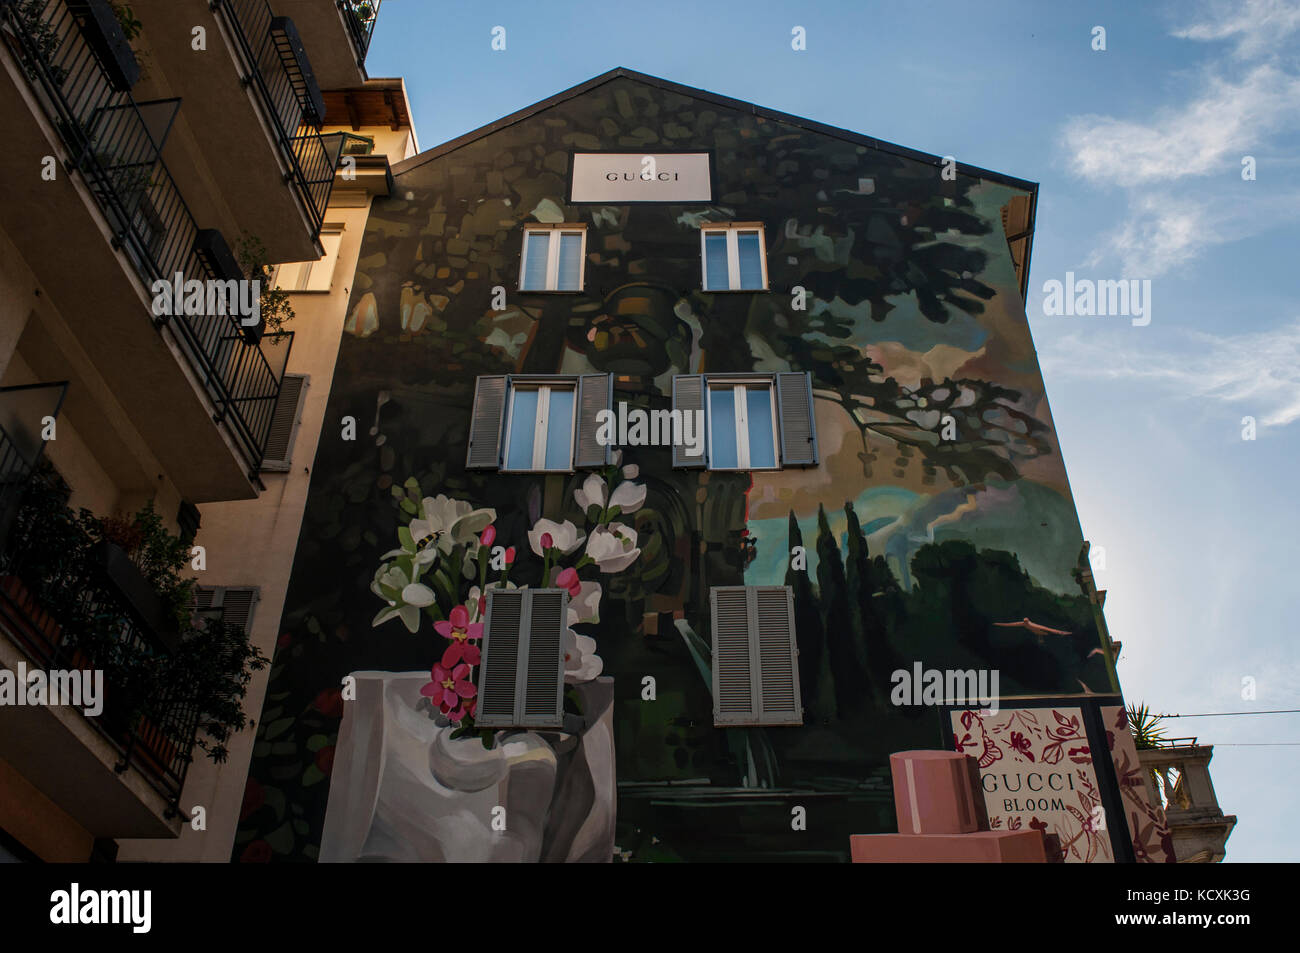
[391,67,1038,195]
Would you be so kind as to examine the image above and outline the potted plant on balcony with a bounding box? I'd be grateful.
[66,0,139,91]
[236,234,295,343]
[6,0,68,87]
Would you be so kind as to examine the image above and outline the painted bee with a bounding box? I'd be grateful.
[413,530,443,554]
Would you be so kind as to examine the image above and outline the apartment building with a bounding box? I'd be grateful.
[0,0,403,862]
[225,68,1233,863]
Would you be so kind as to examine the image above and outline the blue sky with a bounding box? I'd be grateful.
[365,0,1300,862]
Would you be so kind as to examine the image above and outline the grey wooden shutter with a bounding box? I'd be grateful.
[711,586,754,724]
[672,374,707,469]
[261,374,307,470]
[520,589,566,727]
[775,371,818,466]
[466,375,508,469]
[476,588,568,728]
[754,586,801,724]
[573,373,613,468]
[710,585,801,726]
[475,589,522,727]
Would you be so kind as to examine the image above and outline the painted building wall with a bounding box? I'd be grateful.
[236,74,1122,863]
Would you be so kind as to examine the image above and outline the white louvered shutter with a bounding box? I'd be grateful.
[672,374,707,469]
[466,375,508,470]
[710,585,802,726]
[754,586,801,724]
[573,374,612,468]
[711,587,754,724]
[192,586,258,635]
[775,372,818,466]
[261,374,307,470]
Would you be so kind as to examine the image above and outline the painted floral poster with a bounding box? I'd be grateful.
[950,707,1112,863]
[1100,705,1176,863]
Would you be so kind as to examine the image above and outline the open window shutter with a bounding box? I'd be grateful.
[754,586,801,725]
[262,374,307,470]
[466,375,508,470]
[711,586,755,725]
[476,588,567,728]
[672,374,707,469]
[775,371,818,466]
[520,589,566,728]
[192,586,257,635]
[475,589,522,727]
[573,373,613,468]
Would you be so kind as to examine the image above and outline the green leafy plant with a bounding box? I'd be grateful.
[6,468,264,764]
[1127,702,1167,750]
[236,235,295,335]
[11,0,67,86]
[109,1,142,41]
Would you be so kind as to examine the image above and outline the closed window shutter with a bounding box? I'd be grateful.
[476,588,568,728]
[475,589,522,727]
[754,586,801,724]
[775,371,818,466]
[261,374,307,469]
[711,586,754,724]
[711,585,802,726]
[466,375,509,470]
[573,373,612,468]
[521,589,565,727]
[671,374,707,468]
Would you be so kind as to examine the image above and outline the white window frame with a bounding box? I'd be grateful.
[700,223,768,291]
[519,225,588,292]
[272,224,345,293]
[706,378,780,471]
[500,380,577,473]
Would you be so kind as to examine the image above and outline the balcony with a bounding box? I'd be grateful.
[132,0,343,260]
[275,0,380,88]
[0,444,197,838]
[1138,737,1237,862]
[0,0,295,494]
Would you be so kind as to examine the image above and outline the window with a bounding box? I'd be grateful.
[502,380,576,472]
[710,586,802,726]
[273,225,344,292]
[475,588,568,729]
[671,372,819,470]
[192,586,258,636]
[519,225,587,291]
[466,374,612,471]
[707,379,778,470]
[261,374,308,471]
[700,223,768,291]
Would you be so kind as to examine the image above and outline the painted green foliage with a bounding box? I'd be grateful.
[236,76,1114,863]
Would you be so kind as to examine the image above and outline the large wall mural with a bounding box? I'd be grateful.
[234,75,1122,863]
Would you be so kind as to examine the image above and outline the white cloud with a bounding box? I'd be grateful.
[1061,66,1300,188]
[1173,0,1300,58]
[1040,318,1300,428]
[1059,2,1300,276]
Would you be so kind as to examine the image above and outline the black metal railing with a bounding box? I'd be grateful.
[0,456,199,806]
[1,0,291,472]
[212,0,341,235]
[339,0,379,64]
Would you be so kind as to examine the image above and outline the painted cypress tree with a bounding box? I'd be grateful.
[785,510,832,720]
[844,501,903,694]
[815,504,871,713]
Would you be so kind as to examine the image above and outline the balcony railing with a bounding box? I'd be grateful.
[212,0,343,236]
[1,0,292,472]
[339,0,379,65]
[0,454,199,807]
